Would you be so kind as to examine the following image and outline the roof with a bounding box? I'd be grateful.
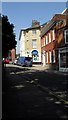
[22,25,41,31]
[40,20,58,37]
[61,8,68,14]
[19,25,41,40]
[40,12,68,37]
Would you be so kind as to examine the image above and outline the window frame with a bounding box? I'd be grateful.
[32,29,36,34]
[49,51,52,63]
[46,35,48,45]
[32,39,37,48]
[52,30,55,41]
[49,33,51,43]
[53,49,56,63]
[65,29,68,44]
[46,51,48,63]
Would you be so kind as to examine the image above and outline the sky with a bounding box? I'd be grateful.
[2,2,67,54]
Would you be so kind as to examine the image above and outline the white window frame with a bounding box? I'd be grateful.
[49,51,52,63]
[46,36,48,45]
[52,30,55,41]
[32,39,37,48]
[65,29,68,44]
[49,33,51,43]
[46,52,48,63]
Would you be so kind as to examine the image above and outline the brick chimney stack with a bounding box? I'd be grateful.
[32,20,40,27]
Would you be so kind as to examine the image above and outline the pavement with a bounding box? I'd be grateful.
[6,63,68,75]
[32,64,68,73]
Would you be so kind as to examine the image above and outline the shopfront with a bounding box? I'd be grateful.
[31,50,39,63]
[59,47,68,72]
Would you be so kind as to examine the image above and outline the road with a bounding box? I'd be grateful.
[2,64,68,120]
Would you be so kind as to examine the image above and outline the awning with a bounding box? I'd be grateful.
[31,50,38,55]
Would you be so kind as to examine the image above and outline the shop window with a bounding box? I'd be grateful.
[65,29,68,44]
[32,50,39,61]
[60,52,66,68]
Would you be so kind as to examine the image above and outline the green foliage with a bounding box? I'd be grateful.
[16,53,20,58]
[2,15,17,58]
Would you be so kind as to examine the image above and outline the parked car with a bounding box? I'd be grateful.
[16,56,32,67]
[5,58,9,64]
[2,57,10,64]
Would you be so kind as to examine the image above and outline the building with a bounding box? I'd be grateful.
[19,20,41,63]
[41,8,68,72]
[8,48,16,61]
[58,8,68,72]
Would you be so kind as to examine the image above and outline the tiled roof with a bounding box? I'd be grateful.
[40,13,67,37]
[22,25,41,31]
[40,20,59,37]
[19,25,41,40]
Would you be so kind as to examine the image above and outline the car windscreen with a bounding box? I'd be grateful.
[25,57,32,61]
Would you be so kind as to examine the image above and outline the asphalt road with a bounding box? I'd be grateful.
[2,64,68,120]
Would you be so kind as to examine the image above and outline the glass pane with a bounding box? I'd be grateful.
[32,39,37,48]
[60,53,66,68]
[66,30,68,43]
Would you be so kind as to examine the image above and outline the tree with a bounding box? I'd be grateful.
[2,15,17,58]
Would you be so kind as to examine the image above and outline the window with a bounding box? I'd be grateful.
[65,29,68,44]
[53,50,55,63]
[59,48,68,68]
[41,38,45,47]
[43,38,45,46]
[46,52,48,63]
[27,39,29,42]
[49,33,51,43]
[60,53,66,68]
[32,39,37,48]
[32,30,36,34]
[49,51,52,63]
[52,30,55,40]
[46,36,48,45]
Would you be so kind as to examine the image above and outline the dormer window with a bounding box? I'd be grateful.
[65,29,68,44]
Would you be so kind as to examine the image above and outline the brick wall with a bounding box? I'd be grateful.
[41,11,68,67]
[11,48,16,60]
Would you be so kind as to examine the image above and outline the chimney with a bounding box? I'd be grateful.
[32,20,40,27]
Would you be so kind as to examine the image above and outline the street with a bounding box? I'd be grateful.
[2,64,68,120]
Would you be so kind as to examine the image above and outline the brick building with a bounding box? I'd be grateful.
[41,8,68,71]
[8,48,16,61]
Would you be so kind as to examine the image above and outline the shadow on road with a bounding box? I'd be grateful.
[2,65,68,120]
